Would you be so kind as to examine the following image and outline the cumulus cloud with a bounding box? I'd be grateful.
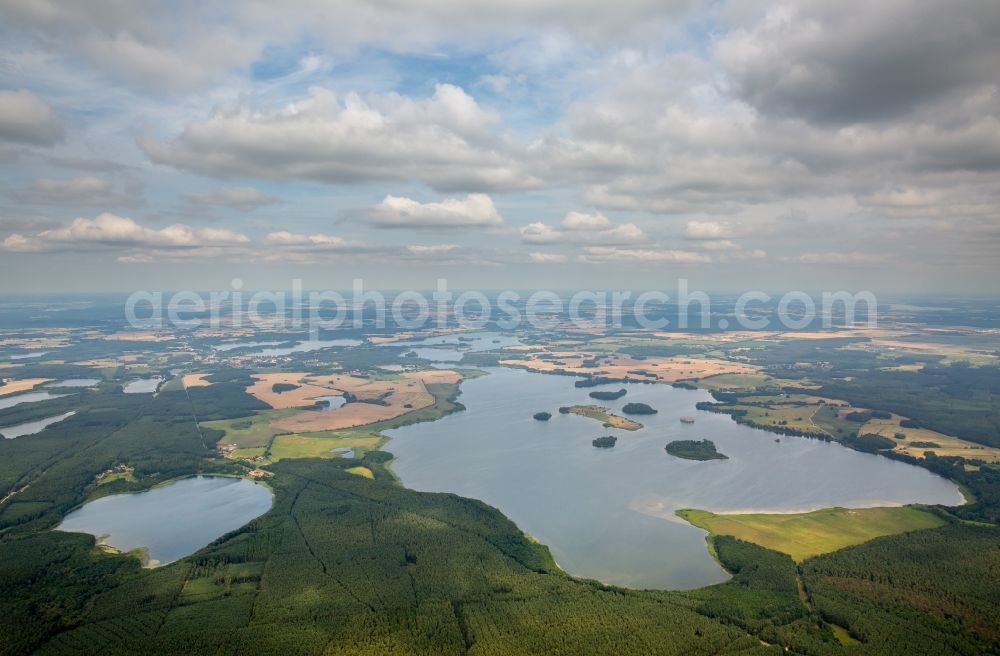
[1,213,248,254]
[528,251,568,263]
[0,90,63,145]
[685,220,732,239]
[183,187,279,211]
[16,176,142,206]
[715,0,1000,125]
[520,211,645,244]
[370,193,504,229]
[407,244,459,256]
[142,85,535,192]
[579,246,711,264]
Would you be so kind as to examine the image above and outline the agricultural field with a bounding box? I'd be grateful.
[678,506,947,562]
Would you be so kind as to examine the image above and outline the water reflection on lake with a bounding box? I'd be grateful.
[47,378,101,388]
[123,378,163,394]
[392,331,521,362]
[56,476,273,566]
[0,391,65,411]
[1,410,75,439]
[387,367,963,590]
[249,339,362,356]
[312,395,346,411]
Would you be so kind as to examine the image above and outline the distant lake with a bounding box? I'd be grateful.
[8,351,48,360]
[387,367,963,590]
[212,340,284,352]
[312,395,346,411]
[0,391,65,411]
[248,339,362,356]
[392,331,521,362]
[123,378,162,394]
[1,410,75,439]
[47,378,101,388]
[56,476,273,566]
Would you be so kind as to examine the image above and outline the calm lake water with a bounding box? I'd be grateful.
[47,378,101,388]
[250,339,362,356]
[387,367,963,590]
[1,410,75,439]
[0,391,65,411]
[56,476,273,566]
[123,378,163,394]
[393,331,521,362]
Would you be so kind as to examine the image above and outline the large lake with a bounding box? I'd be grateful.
[386,367,963,590]
[56,476,273,566]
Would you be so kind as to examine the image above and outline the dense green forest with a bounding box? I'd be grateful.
[1,355,999,654]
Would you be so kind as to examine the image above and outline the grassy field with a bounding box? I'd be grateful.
[267,430,384,461]
[202,409,298,459]
[565,404,643,430]
[677,506,947,562]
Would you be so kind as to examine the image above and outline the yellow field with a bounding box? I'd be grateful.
[346,466,374,479]
[0,378,50,396]
[678,506,946,562]
[270,370,461,433]
[500,353,756,382]
[862,414,1000,463]
[181,373,213,389]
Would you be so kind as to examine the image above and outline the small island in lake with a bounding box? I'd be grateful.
[533,411,552,421]
[622,402,657,415]
[665,439,728,461]
[589,388,626,401]
[592,436,617,448]
[562,405,643,430]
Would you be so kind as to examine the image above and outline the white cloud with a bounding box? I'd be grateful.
[142,85,535,192]
[183,187,279,211]
[579,246,711,263]
[407,244,459,256]
[0,90,63,145]
[685,220,732,239]
[528,251,568,263]
[263,231,351,249]
[560,211,611,230]
[370,193,504,229]
[520,213,645,244]
[1,213,248,254]
[17,175,142,206]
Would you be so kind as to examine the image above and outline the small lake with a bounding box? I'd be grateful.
[386,367,963,590]
[1,410,75,439]
[393,331,521,362]
[212,340,284,352]
[0,391,65,411]
[312,395,346,411]
[47,378,102,388]
[56,476,273,566]
[123,378,163,394]
[8,351,48,360]
[249,339,362,356]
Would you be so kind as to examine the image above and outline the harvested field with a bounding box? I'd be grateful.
[246,373,345,409]
[0,378,51,397]
[181,373,213,389]
[500,352,756,382]
[269,370,462,433]
[862,414,1000,463]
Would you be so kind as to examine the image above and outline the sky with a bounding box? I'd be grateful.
[0,0,998,294]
